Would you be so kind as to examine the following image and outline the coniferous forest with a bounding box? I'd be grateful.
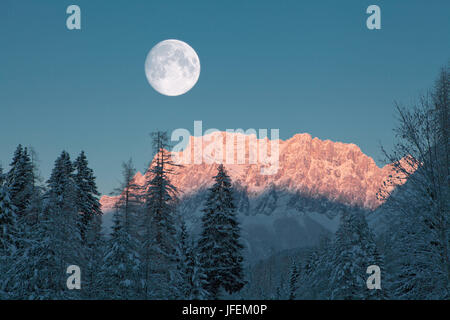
[0,67,448,300]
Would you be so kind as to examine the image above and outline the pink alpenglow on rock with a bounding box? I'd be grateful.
[100,132,411,212]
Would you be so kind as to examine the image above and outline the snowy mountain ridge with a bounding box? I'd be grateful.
[99,132,409,261]
[101,131,403,211]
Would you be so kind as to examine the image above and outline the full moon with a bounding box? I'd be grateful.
[145,39,200,96]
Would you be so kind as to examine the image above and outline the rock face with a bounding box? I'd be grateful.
[100,131,405,261]
[101,131,398,210]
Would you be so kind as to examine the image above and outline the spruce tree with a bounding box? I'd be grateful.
[142,131,181,299]
[0,186,18,250]
[187,250,209,300]
[73,151,102,241]
[178,222,191,298]
[100,159,142,299]
[5,147,49,299]
[0,183,18,298]
[330,209,382,300]
[178,222,208,299]
[40,151,82,299]
[101,208,141,299]
[20,147,42,225]
[8,207,50,299]
[198,164,245,299]
[73,151,104,298]
[310,236,333,299]
[6,145,34,216]
[82,212,105,299]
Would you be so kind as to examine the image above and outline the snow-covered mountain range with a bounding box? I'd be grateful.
[100,132,405,261]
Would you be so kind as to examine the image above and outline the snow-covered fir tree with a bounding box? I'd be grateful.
[37,151,82,299]
[198,164,245,299]
[186,244,209,300]
[178,222,192,298]
[293,235,332,300]
[142,131,182,299]
[101,207,141,299]
[100,159,143,299]
[6,145,34,216]
[73,151,104,298]
[82,212,105,299]
[18,146,42,225]
[6,151,94,300]
[73,151,102,241]
[309,236,333,299]
[2,148,45,299]
[329,209,382,300]
[0,182,18,299]
[178,222,208,299]
[8,206,49,299]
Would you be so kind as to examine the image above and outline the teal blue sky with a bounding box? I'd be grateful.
[1,0,449,194]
